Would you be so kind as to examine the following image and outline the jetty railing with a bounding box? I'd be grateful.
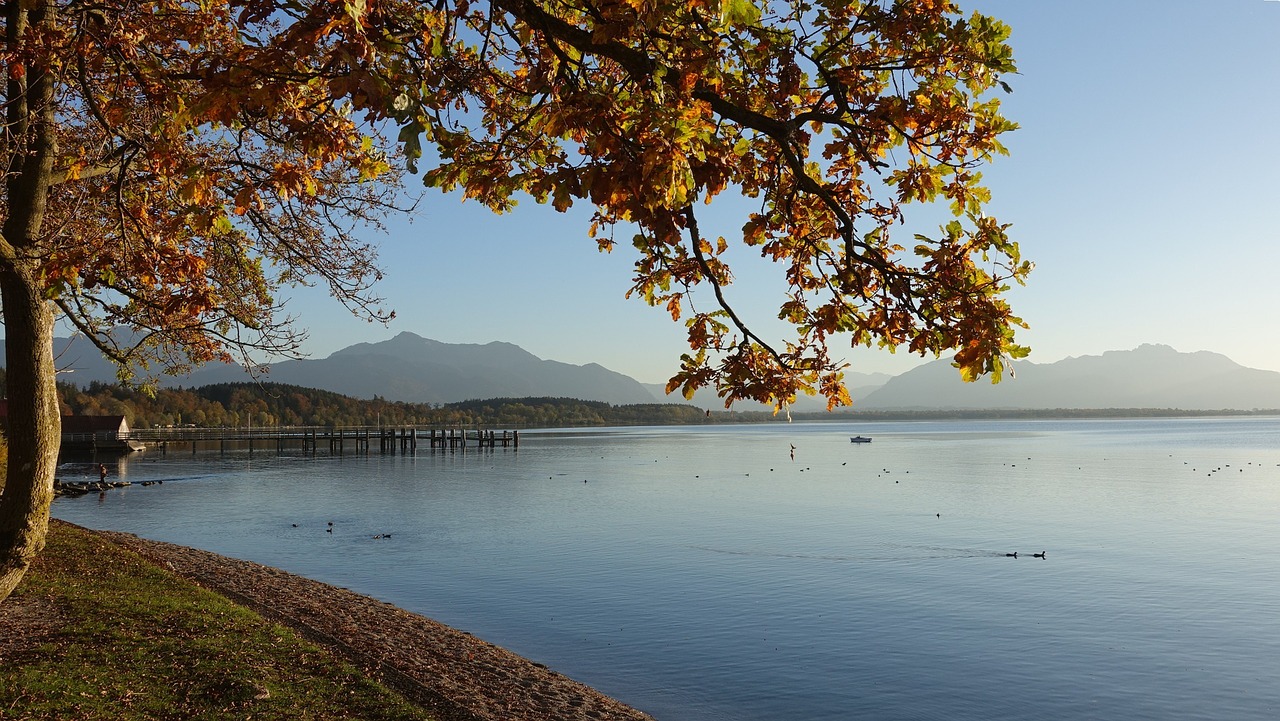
[120,426,518,455]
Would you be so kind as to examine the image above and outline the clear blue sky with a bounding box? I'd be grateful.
[98,1,1280,386]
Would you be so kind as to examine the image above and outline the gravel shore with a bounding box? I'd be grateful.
[73,524,657,721]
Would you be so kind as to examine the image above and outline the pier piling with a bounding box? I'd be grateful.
[122,425,520,456]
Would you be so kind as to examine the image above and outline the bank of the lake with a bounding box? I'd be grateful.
[1,520,653,721]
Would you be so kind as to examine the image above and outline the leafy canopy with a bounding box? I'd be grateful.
[2,0,412,381]
[4,0,1028,409]
[399,0,1031,408]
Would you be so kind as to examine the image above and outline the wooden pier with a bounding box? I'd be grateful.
[121,426,519,456]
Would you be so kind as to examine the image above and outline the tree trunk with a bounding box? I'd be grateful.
[0,0,61,604]
[0,275,60,602]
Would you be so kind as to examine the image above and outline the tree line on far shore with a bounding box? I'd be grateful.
[48,373,721,429]
[30,368,1277,431]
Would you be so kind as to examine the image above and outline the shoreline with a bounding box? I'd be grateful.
[64,520,656,721]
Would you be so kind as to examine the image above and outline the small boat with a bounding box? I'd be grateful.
[850,436,872,444]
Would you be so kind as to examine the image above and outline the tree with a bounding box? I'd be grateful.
[1,0,1028,603]
[0,0,415,602]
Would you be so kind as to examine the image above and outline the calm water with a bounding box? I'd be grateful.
[53,418,1280,720]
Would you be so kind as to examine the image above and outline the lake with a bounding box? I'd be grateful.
[52,418,1280,720]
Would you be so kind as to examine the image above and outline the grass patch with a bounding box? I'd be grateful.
[1,522,436,720]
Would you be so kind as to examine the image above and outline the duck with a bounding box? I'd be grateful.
[1032,551,1047,559]
[1005,552,1018,558]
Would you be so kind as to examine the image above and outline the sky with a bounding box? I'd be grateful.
[59,1,1280,386]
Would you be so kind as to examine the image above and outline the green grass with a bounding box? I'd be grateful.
[1,521,436,720]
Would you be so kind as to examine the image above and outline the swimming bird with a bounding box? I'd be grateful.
[1005,552,1018,558]
[1033,551,1046,559]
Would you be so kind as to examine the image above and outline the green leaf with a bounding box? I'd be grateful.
[343,0,366,21]
[213,214,234,234]
[721,0,761,26]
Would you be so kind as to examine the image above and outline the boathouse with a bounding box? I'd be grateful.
[0,401,141,453]
[60,415,143,453]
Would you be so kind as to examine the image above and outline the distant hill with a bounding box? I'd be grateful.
[858,344,1280,410]
[194,332,664,405]
[27,332,659,406]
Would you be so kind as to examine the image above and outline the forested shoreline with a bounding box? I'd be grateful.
[17,369,1276,430]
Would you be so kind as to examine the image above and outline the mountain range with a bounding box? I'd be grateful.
[41,331,657,406]
[857,343,1280,411]
[17,333,1280,411]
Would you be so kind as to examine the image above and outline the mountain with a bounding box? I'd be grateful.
[210,332,661,405]
[857,344,1280,410]
[48,334,127,385]
[30,332,659,406]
